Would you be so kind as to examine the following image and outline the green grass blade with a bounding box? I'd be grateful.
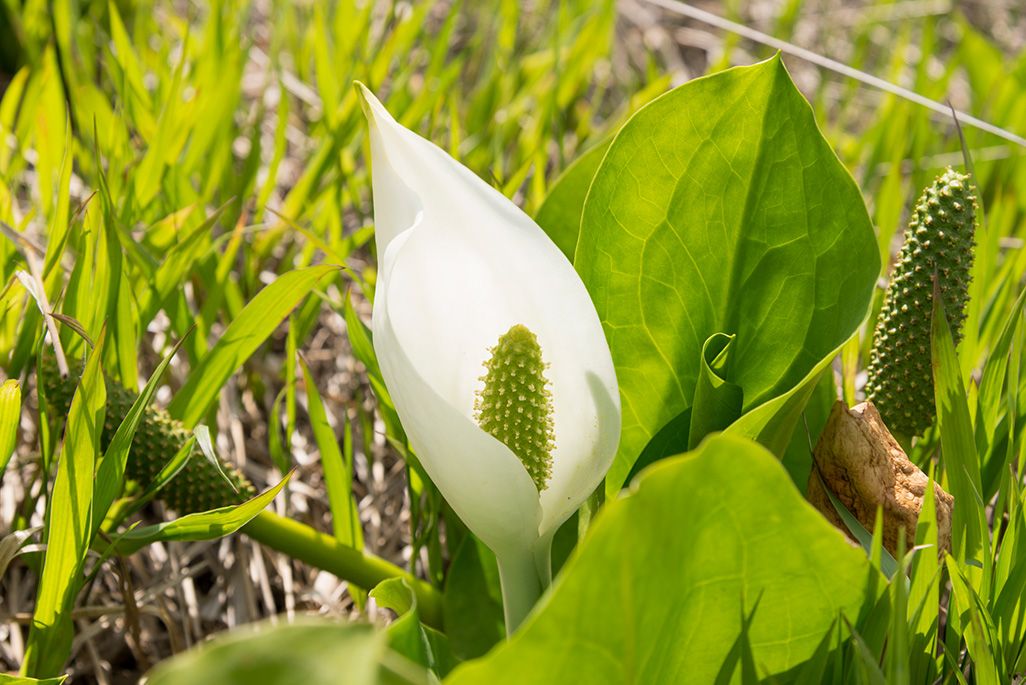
[978,287,1026,439]
[932,286,985,561]
[0,379,19,477]
[817,470,899,578]
[106,471,293,556]
[885,530,910,685]
[116,435,198,523]
[946,556,1003,682]
[0,674,68,684]
[844,618,886,685]
[41,124,73,278]
[908,467,941,681]
[137,203,229,323]
[22,331,106,678]
[0,527,39,581]
[168,265,337,427]
[267,388,290,474]
[298,356,362,552]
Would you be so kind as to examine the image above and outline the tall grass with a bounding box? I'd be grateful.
[0,0,1024,680]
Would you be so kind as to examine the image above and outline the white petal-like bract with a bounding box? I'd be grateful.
[358,83,620,565]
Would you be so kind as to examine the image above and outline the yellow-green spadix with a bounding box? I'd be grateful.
[356,84,620,633]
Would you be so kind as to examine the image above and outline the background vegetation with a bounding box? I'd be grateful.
[0,0,1024,682]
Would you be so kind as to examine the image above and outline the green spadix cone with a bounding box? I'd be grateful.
[865,167,977,436]
[475,324,555,492]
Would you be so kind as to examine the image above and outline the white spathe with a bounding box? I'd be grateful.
[358,84,620,598]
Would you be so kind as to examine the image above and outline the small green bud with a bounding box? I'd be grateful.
[475,324,555,491]
[865,167,977,436]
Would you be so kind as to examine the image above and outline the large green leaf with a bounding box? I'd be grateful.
[570,56,878,491]
[371,577,456,677]
[146,619,427,685]
[447,434,878,684]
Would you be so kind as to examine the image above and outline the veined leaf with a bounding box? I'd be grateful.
[371,577,455,677]
[688,332,742,450]
[145,619,417,685]
[448,434,877,684]
[569,56,879,492]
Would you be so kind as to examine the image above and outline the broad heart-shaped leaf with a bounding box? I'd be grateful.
[144,619,420,685]
[570,56,879,492]
[446,434,879,684]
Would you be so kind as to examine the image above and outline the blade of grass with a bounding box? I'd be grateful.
[0,674,68,684]
[908,467,941,648]
[0,527,41,581]
[93,334,190,533]
[167,264,338,427]
[193,425,240,494]
[816,468,899,578]
[298,356,362,552]
[106,471,293,556]
[267,388,290,474]
[932,283,986,562]
[972,287,1021,436]
[843,616,886,685]
[22,330,106,678]
[0,379,19,477]
[885,529,910,685]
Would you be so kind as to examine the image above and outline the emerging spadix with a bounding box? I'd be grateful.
[476,324,556,492]
[357,84,620,633]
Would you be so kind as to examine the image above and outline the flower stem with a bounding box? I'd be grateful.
[534,532,554,589]
[497,546,544,635]
[242,511,443,628]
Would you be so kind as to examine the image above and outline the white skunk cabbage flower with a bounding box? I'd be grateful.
[357,84,620,632]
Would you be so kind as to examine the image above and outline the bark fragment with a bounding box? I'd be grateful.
[807,401,953,556]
